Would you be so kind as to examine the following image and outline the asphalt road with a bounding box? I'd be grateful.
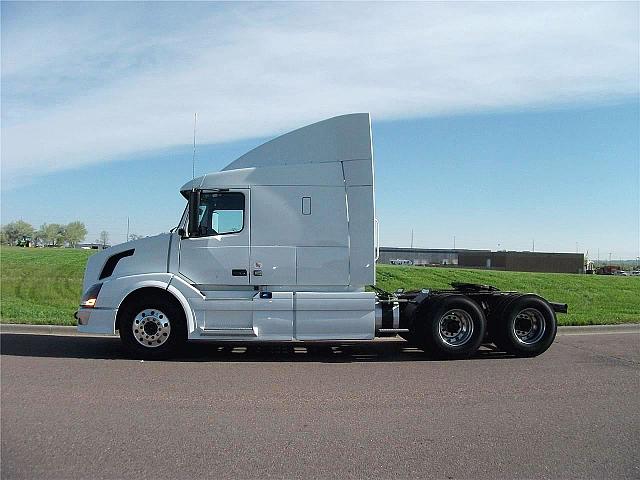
[1,332,638,479]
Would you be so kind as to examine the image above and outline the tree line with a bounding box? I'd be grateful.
[0,220,109,248]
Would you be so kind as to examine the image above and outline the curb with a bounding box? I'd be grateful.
[1,323,639,336]
[557,324,640,335]
[0,324,105,336]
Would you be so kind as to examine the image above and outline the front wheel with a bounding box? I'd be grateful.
[119,293,187,359]
[414,295,486,359]
[493,295,557,357]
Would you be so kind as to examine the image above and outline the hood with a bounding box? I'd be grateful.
[82,233,172,291]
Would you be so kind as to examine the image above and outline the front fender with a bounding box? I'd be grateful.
[95,273,200,334]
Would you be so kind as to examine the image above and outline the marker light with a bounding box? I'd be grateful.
[80,283,102,308]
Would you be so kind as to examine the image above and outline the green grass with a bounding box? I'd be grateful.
[1,246,638,326]
[1,246,95,325]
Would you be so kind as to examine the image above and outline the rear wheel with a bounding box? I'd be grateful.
[493,295,557,357]
[414,295,486,359]
[119,292,187,359]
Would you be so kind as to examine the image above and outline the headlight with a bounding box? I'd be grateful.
[80,283,102,308]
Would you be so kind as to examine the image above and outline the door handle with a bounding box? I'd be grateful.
[232,269,247,277]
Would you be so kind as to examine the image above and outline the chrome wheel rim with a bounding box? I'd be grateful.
[438,309,474,346]
[513,308,546,345]
[132,309,171,348]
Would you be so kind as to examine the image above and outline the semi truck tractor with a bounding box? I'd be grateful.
[76,113,567,359]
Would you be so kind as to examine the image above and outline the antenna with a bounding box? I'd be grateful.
[192,112,197,180]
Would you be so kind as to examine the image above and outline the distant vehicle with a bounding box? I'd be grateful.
[16,236,33,247]
[614,270,628,276]
[596,265,621,275]
[390,259,413,265]
[631,271,640,276]
[75,113,567,360]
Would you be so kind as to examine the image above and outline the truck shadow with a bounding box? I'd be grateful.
[0,333,514,363]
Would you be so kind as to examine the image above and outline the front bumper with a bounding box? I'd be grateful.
[75,307,117,335]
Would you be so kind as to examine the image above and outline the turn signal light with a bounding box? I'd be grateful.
[80,283,102,308]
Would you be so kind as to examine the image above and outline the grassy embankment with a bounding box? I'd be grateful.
[1,246,638,326]
[1,247,94,325]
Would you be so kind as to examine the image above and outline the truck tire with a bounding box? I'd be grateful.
[414,295,486,359]
[118,292,187,359]
[493,295,557,357]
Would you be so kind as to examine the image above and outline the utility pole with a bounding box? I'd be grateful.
[532,239,535,252]
[453,235,456,250]
[126,217,130,242]
[410,229,414,249]
[608,252,612,265]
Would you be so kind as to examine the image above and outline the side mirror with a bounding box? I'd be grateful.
[187,190,201,237]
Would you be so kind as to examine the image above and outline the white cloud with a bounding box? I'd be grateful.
[1,2,638,185]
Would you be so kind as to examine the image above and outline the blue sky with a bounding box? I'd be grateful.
[1,2,639,259]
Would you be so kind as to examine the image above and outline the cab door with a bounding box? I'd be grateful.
[179,189,250,286]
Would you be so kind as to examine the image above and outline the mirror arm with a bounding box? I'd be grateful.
[187,190,201,237]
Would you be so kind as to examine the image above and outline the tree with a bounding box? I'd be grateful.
[99,230,109,248]
[64,221,87,247]
[40,223,65,247]
[1,220,34,245]
[38,223,49,245]
[33,226,45,246]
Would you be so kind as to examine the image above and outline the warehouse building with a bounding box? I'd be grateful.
[378,247,584,274]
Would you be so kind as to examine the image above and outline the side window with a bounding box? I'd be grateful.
[196,192,245,236]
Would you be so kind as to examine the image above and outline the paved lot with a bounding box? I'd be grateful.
[1,332,639,479]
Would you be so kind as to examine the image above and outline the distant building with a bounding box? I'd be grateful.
[378,247,584,274]
[379,248,464,267]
